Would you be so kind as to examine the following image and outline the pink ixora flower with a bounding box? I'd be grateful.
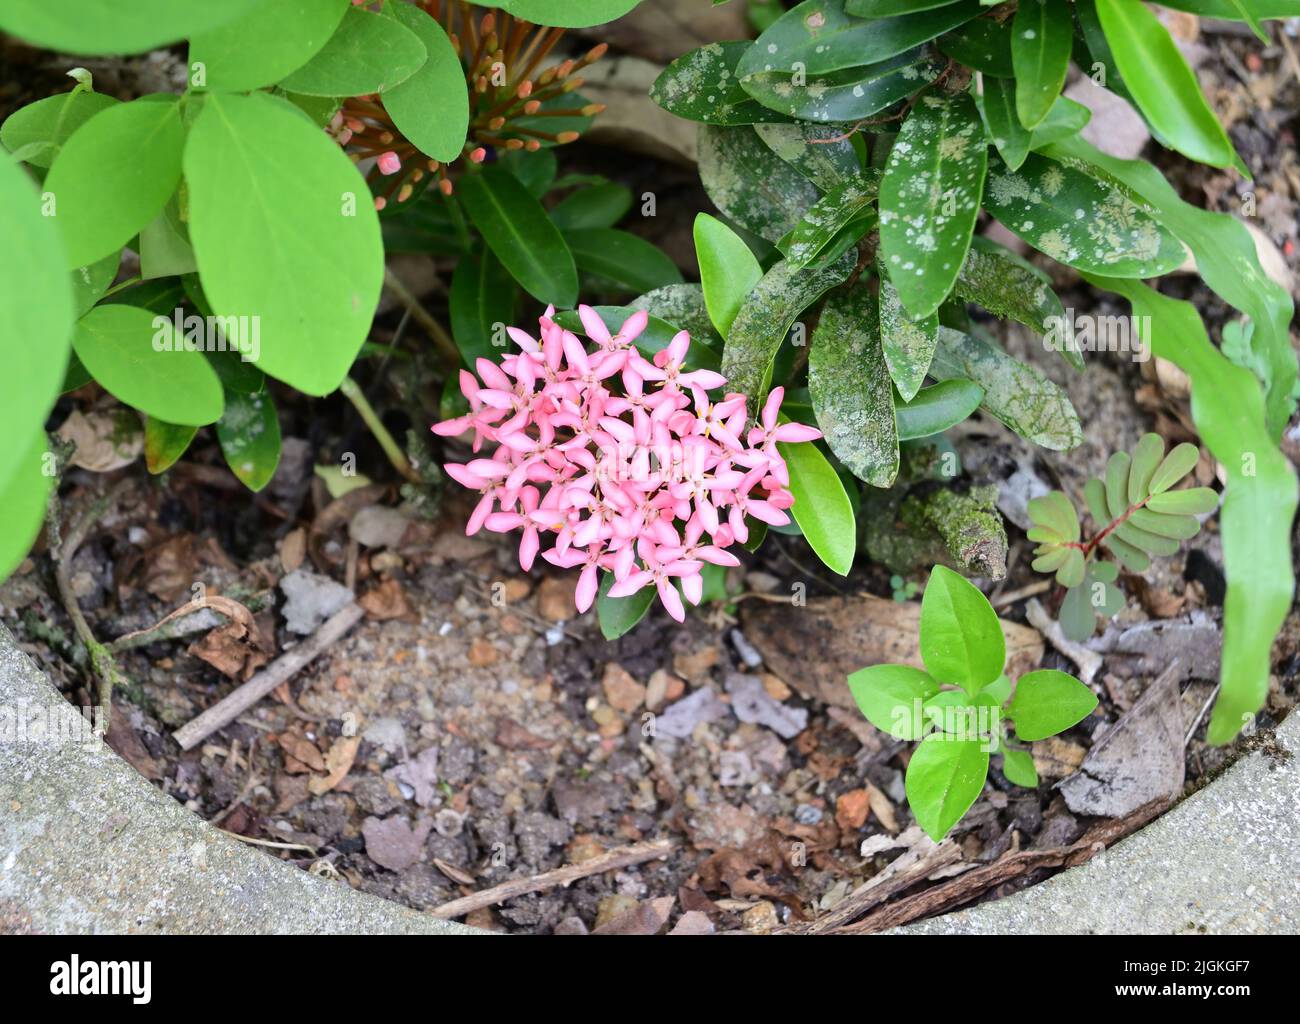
[431,305,819,623]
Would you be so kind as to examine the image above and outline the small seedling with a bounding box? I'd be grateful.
[848,565,1097,840]
[1027,433,1215,640]
[890,574,918,602]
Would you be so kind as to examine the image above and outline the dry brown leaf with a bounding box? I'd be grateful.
[277,731,326,773]
[359,578,418,622]
[309,735,361,796]
[280,528,306,573]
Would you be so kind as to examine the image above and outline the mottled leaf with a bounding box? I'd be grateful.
[754,122,859,190]
[982,153,1185,278]
[929,326,1082,451]
[879,275,938,401]
[650,41,792,125]
[144,418,197,474]
[879,92,988,318]
[217,388,281,492]
[698,124,820,243]
[722,250,856,416]
[809,283,899,486]
[779,172,879,270]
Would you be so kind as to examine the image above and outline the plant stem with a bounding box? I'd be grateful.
[382,265,460,364]
[339,375,422,484]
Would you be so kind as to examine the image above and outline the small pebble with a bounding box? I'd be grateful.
[794,803,823,825]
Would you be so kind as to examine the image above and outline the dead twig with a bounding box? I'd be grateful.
[1025,597,1102,684]
[829,797,1171,934]
[428,838,678,919]
[382,265,459,364]
[173,602,365,750]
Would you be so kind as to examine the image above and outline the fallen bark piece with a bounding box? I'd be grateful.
[1060,663,1186,818]
[742,593,1043,710]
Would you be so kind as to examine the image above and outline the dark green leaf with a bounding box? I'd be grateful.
[1011,0,1072,129]
[895,379,983,439]
[565,228,683,294]
[650,41,792,125]
[879,92,988,318]
[698,124,820,244]
[217,388,281,492]
[550,183,633,231]
[457,164,578,307]
[597,571,655,640]
[978,76,1029,171]
[937,15,1013,76]
[450,246,517,367]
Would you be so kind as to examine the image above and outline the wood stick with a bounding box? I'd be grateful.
[429,839,677,919]
[173,603,364,751]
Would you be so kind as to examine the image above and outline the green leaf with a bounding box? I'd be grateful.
[185,92,383,396]
[189,0,351,93]
[779,173,879,271]
[895,379,983,439]
[954,236,1079,369]
[879,93,988,319]
[450,246,517,367]
[981,673,1013,707]
[138,196,196,280]
[1094,0,1246,173]
[73,305,224,426]
[0,431,54,582]
[217,389,282,492]
[920,564,1004,692]
[1011,0,1072,129]
[978,76,1029,171]
[695,213,763,338]
[1007,668,1097,741]
[382,2,469,162]
[740,0,980,83]
[1128,507,1201,539]
[550,183,634,231]
[597,571,656,640]
[722,250,855,416]
[1145,487,1220,515]
[0,155,75,491]
[1027,96,1092,151]
[1104,450,1131,519]
[879,276,938,402]
[458,164,578,307]
[1102,531,1150,572]
[1149,442,1200,493]
[1,89,119,169]
[1027,491,1080,541]
[937,15,1013,77]
[70,250,120,319]
[743,47,943,123]
[1000,747,1038,788]
[144,418,197,474]
[650,42,793,126]
[503,0,642,28]
[45,96,184,269]
[1047,135,1295,438]
[778,436,857,576]
[1128,432,1165,502]
[698,124,820,244]
[565,228,683,294]
[629,284,728,356]
[278,6,427,96]
[928,327,1082,451]
[1113,521,1180,557]
[847,664,939,740]
[0,0,260,56]
[499,148,557,197]
[754,122,859,191]
[983,154,1186,279]
[905,733,989,840]
[809,283,899,487]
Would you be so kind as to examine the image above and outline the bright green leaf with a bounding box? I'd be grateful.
[895,379,983,439]
[1000,747,1038,788]
[0,0,260,56]
[695,213,762,338]
[1,89,119,169]
[847,664,939,740]
[278,6,427,96]
[779,436,857,576]
[1007,668,1097,741]
[189,0,350,93]
[920,564,1005,692]
[905,733,989,840]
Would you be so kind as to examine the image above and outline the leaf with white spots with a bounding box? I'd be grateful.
[953,236,1081,370]
[809,283,899,487]
[739,45,941,123]
[778,171,879,270]
[698,124,821,243]
[217,388,281,492]
[929,326,1082,451]
[650,42,793,126]
[981,153,1185,278]
[878,274,938,402]
[754,122,859,190]
[879,92,988,319]
[722,250,856,418]
[1011,0,1072,130]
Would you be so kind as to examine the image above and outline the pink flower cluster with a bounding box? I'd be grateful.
[431,306,819,622]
